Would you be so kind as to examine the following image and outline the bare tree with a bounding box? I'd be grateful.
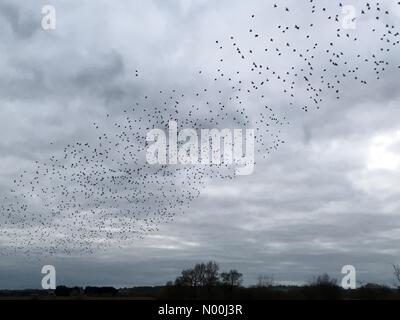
[393,264,400,287]
[175,261,220,287]
[312,273,337,286]
[175,268,196,286]
[193,263,206,287]
[256,274,274,287]
[221,270,243,287]
[174,264,207,299]
[204,261,220,286]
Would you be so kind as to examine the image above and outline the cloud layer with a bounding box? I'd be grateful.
[1,0,400,288]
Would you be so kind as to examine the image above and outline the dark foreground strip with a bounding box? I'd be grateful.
[0,299,394,318]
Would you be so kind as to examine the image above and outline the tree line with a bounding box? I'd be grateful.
[6,261,400,299]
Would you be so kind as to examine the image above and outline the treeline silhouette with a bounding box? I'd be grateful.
[2,261,400,300]
[157,261,399,300]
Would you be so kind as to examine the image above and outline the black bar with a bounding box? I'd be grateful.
[0,300,396,318]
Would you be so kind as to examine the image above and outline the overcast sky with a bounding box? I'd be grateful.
[1,0,400,289]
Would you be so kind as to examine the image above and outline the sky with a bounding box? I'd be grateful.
[1,0,400,289]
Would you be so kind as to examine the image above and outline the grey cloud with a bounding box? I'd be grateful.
[1,0,400,289]
[0,2,38,39]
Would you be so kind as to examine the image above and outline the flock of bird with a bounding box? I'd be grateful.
[1,1,399,256]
